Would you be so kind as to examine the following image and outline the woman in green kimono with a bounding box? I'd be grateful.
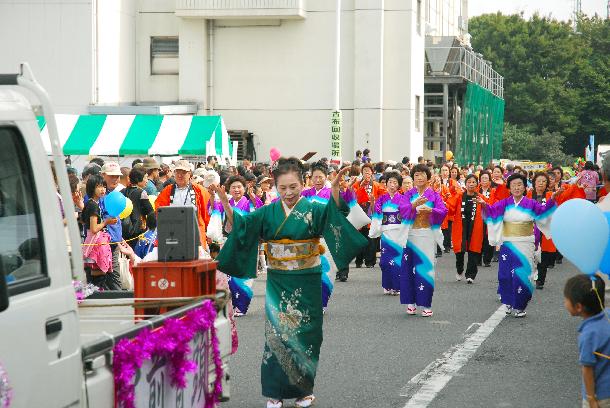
[213,157,367,408]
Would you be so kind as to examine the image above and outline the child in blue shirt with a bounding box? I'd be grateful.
[134,213,157,259]
[564,274,610,408]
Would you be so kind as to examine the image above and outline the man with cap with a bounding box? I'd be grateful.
[142,157,161,195]
[99,161,125,290]
[155,159,211,246]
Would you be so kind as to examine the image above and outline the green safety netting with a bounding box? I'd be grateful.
[456,83,505,165]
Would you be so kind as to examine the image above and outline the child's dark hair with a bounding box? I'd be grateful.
[272,157,305,184]
[209,242,221,257]
[146,212,157,231]
[564,274,606,315]
[86,174,105,198]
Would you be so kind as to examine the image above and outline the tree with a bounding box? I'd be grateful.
[469,13,610,156]
[503,123,574,166]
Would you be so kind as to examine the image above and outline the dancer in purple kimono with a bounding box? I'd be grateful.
[479,173,558,317]
[369,171,406,295]
[208,175,263,316]
[399,164,447,317]
[302,161,370,311]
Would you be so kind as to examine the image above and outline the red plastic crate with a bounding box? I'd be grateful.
[132,259,217,316]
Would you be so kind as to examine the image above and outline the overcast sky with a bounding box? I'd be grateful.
[469,0,608,21]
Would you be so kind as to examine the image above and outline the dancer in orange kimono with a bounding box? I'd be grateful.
[491,165,510,201]
[446,174,485,283]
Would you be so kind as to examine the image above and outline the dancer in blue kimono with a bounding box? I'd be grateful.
[479,173,558,317]
[369,171,406,295]
[399,164,447,317]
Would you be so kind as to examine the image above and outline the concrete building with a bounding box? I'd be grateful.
[0,0,469,162]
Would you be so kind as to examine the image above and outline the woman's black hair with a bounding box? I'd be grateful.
[532,172,550,189]
[86,174,105,198]
[584,161,594,171]
[465,174,478,184]
[385,171,403,186]
[363,148,370,156]
[564,274,605,315]
[479,170,491,182]
[225,175,247,190]
[310,161,329,176]
[129,166,147,185]
[82,163,101,179]
[272,157,305,184]
[552,166,564,177]
[506,173,528,190]
[219,170,232,188]
[374,162,386,174]
[410,163,432,180]
[89,157,105,167]
[68,173,80,194]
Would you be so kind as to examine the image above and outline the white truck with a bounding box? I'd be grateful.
[0,64,231,407]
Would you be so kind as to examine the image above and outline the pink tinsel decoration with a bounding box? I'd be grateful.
[113,300,222,408]
[0,363,11,408]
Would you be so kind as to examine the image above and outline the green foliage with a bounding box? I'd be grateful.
[469,14,610,155]
[503,123,574,166]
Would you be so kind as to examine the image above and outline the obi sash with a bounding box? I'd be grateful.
[503,221,534,238]
[264,238,323,271]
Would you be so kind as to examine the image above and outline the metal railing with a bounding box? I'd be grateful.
[425,46,504,99]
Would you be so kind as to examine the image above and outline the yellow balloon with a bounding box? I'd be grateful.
[119,197,133,219]
[445,150,454,161]
[148,195,157,209]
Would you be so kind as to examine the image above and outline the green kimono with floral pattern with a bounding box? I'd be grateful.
[217,196,367,399]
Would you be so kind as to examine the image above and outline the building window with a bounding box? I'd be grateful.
[150,37,179,75]
[415,95,421,131]
[417,0,422,35]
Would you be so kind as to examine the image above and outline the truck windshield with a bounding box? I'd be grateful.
[0,126,46,287]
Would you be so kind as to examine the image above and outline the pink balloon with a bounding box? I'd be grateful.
[270,148,281,162]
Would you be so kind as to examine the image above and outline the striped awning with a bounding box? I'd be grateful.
[37,114,232,157]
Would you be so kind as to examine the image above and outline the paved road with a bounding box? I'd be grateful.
[221,254,590,408]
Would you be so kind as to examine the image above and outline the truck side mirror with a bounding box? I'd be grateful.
[0,275,9,312]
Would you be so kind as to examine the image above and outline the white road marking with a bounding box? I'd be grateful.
[401,306,506,407]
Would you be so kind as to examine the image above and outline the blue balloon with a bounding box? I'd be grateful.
[104,190,126,218]
[600,212,610,276]
[551,199,609,275]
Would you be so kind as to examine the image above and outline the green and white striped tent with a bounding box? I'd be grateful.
[37,114,234,158]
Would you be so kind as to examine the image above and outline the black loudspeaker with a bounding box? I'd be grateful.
[157,206,200,261]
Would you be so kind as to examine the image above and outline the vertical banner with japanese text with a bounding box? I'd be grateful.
[330,110,342,165]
